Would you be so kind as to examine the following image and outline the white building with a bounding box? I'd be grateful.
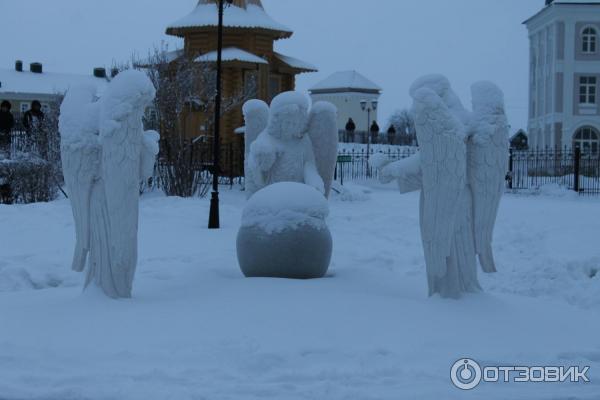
[0,61,108,114]
[309,71,382,132]
[525,0,600,152]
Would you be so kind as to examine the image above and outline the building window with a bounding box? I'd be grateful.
[582,27,597,54]
[579,76,597,105]
[243,70,258,98]
[573,126,599,154]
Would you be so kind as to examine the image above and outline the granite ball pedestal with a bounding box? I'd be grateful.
[237,182,332,279]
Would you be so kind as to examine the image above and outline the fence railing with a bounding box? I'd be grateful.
[335,147,600,195]
[508,148,600,195]
[3,118,599,200]
[335,147,418,184]
[337,129,417,146]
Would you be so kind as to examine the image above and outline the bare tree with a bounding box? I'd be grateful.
[132,45,256,197]
[388,108,417,146]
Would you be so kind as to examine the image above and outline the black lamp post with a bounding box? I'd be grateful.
[208,0,233,229]
[360,99,378,176]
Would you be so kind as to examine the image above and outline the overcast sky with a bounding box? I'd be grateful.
[0,0,543,130]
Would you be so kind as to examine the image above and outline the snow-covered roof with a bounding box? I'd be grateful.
[310,71,382,94]
[274,52,317,73]
[524,0,600,25]
[166,0,292,38]
[0,68,108,97]
[553,0,600,3]
[161,49,185,63]
[196,47,268,64]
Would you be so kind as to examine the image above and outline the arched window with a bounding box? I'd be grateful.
[573,126,600,154]
[582,27,597,54]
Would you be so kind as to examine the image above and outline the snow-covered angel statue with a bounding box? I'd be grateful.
[59,70,159,299]
[242,91,338,199]
[374,75,508,298]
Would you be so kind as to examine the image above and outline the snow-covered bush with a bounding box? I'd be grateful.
[0,97,64,205]
[0,156,56,204]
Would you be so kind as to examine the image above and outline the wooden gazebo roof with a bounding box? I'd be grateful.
[166,0,293,39]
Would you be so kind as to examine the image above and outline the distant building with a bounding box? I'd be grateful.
[510,129,529,150]
[524,0,600,152]
[0,61,108,114]
[309,71,382,132]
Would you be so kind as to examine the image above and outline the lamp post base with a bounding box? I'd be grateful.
[208,191,220,229]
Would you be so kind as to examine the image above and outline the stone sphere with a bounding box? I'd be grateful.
[236,182,333,279]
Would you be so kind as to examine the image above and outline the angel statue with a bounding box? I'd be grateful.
[59,70,159,299]
[243,91,338,199]
[373,75,508,298]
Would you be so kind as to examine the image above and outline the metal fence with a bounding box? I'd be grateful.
[335,147,600,195]
[335,147,418,184]
[508,148,600,195]
[3,114,599,199]
[337,129,417,146]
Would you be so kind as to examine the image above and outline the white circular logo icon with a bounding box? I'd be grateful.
[451,358,482,390]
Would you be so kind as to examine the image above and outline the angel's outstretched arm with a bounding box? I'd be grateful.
[379,153,423,193]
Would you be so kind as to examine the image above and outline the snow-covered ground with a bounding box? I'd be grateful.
[0,183,599,399]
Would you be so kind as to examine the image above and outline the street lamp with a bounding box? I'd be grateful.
[360,99,378,175]
[208,0,233,230]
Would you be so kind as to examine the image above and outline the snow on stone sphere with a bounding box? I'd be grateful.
[241,182,329,234]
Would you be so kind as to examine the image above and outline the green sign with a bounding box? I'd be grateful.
[337,155,352,163]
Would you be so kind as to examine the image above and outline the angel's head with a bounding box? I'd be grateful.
[409,74,468,122]
[471,81,505,116]
[267,91,309,140]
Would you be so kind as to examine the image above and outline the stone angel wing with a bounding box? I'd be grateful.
[242,99,269,198]
[59,84,101,273]
[412,87,467,284]
[98,70,156,298]
[468,81,509,273]
[242,99,269,156]
[307,101,338,198]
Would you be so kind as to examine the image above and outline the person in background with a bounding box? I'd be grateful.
[345,117,356,143]
[22,100,44,132]
[370,120,380,145]
[0,100,15,156]
[387,124,397,145]
[22,100,46,158]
